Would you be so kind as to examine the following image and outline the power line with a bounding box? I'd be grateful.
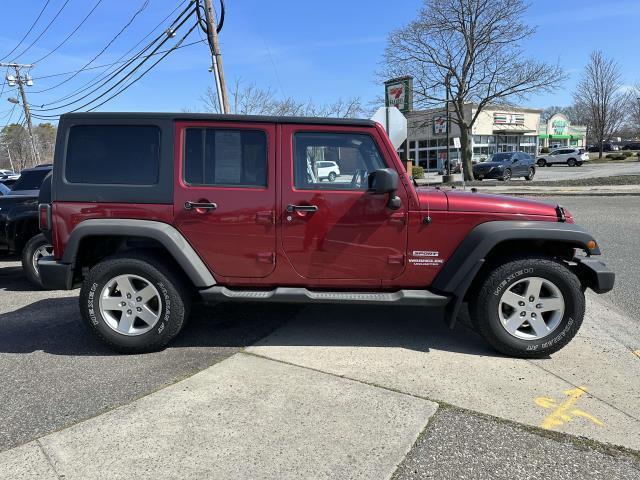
[31,0,191,104]
[87,23,199,112]
[0,0,51,62]
[31,0,150,94]
[31,40,205,81]
[11,0,72,61]
[32,0,105,65]
[32,7,198,117]
[32,4,196,113]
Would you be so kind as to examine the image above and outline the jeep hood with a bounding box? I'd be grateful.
[417,188,563,219]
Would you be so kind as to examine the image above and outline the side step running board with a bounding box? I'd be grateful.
[200,286,450,307]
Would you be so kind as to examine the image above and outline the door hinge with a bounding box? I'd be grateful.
[257,252,275,264]
[389,212,406,225]
[387,254,405,265]
[256,210,275,225]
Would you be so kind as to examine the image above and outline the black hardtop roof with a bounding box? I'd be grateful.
[60,112,377,127]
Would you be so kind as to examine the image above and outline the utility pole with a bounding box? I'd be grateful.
[202,0,230,114]
[2,63,39,165]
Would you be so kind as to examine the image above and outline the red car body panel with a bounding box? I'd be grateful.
[49,119,570,290]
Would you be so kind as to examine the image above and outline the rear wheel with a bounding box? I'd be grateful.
[470,256,584,358]
[567,158,577,167]
[524,167,535,181]
[79,253,191,353]
[21,233,53,288]
[577,162,583,166]
[536,159,546,167]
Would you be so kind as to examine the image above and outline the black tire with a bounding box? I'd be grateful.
[470,256,585,358]
[536,158,546,167]
[21,233,53,288]
[524,167,535,181]
[499,168,512,181]
[567,158,577,167]
[328,172,336,182]
[79,252,192,354]
[577,162,583,166]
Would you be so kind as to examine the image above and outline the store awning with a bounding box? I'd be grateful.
[539,134,584,139]
[493,129,536,134]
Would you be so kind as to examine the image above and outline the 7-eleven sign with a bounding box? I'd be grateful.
[384,77,413,113]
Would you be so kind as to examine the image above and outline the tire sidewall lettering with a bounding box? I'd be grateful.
[493,267,534,297]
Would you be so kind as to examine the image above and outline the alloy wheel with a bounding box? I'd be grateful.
[31,244,53,279]
[99,274,162,336]
[497,276,565,340]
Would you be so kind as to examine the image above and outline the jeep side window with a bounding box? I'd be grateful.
[65,125,160,185]
[293,132,385,190]
[184,128,267,187]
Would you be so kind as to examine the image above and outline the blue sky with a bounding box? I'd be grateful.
[1,0,639,123]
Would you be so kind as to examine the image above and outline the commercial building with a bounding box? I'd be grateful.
[538,113,587,150]
[402,104,587,171]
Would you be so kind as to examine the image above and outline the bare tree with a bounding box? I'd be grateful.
[574,51,629,158]
[202,79,367,118]
[381,0,565,179]
[629,83,640,138]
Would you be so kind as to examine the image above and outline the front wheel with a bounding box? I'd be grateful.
[470,256,585,358]
[79,253,191,353]
[21,233,53,288]
[499,168,512,181]
[328,172,336,182]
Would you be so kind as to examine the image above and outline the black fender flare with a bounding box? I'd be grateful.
[432,221,600,327]
[62,219,216,288]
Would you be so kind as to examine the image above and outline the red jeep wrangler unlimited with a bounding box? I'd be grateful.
[37,113,614,357]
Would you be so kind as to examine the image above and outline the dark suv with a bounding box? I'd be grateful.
[37,113,614,358]
[0,164,53,286]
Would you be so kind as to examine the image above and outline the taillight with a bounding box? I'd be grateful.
[38,203,51,231]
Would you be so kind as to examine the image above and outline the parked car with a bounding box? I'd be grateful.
[622,142,640,150]
[0,170,20,188]
[536,148,589,167]
[0,164,53,286]
[316,161,340,181]
[587,143,614,153]
[472,151,536,181]
[37,112,613,358]
[0,183,11,196]
[438,158,462,175]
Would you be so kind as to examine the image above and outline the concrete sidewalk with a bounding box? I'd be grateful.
[462,184,640,196]
[0,353,438,480]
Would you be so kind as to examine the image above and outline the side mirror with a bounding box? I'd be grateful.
[367,168,401,210]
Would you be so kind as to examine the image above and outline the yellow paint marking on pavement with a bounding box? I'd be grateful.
[535,387,604,430]
[633,349,640,359]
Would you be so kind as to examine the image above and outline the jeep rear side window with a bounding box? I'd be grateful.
[183,128,267,187]
[294,132,385,190]
[65,125,160,185]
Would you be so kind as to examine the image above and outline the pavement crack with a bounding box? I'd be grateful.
[36,439,63,479]
[526,360,640,423]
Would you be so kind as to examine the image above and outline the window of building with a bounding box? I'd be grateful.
[293,132,385,190]
[66,125,160,185]
[184,128,267,187]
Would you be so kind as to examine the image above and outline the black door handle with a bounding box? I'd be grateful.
[286,204,318,213]
[184,201,218,211]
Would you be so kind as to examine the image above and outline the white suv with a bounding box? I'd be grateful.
[316,161,341,181]
[536,148,589,167]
